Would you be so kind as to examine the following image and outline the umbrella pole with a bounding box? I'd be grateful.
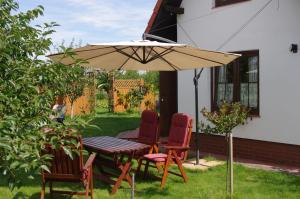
[194,69,200,165]
[194,68,203,165]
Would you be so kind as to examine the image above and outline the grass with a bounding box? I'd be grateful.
[1,109,300,198]
[82,108,140,137]
[203,155,217,162]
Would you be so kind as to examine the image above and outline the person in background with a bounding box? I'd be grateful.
[49,97,66,124]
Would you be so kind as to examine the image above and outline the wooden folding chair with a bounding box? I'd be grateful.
[40,136,96,199]
[127,110,160,172]
[139,113,193,188]
[118,110,160,170]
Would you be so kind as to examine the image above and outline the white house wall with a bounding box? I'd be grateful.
[177,0,300,145]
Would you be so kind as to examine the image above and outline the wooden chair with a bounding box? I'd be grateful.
[118,110,159,153]
[123,110,160,172]
[138,113,193,188]
[40,136,96,199]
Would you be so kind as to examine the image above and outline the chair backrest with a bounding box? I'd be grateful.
[167,113,193,159]
[138,110,159,145]
[43,136,84,176]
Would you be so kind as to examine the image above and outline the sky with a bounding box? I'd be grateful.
[19,0,157,47]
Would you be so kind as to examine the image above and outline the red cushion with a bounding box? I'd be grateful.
[144,153,167,162]
[167,113,192,159]
[138,110,159,145]
[168,113,190,146]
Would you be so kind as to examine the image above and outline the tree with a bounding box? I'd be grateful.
[141,71,159,92]
[95,71,117,112]
[63,60,87,118]
[200,102,249,197]
[0,0,87,190]
[118,70,140,79]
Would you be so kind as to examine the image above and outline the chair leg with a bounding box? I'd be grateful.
[85,180,90,199]
[156,162,162,173]
[136,158,143,174]
[40,181,46,199]
[153,144,159,153]
[173,151,188,182]
[161,151,172,188]
[49,181,53,199]
[143,160,150,179]
[177,160,188,182]
[90,168,94,199]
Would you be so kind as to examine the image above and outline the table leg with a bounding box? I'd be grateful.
[111,156,132,194]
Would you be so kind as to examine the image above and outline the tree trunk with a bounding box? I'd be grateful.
[108,72,114,112]
[229,133,233,197]
[71,103,74,119]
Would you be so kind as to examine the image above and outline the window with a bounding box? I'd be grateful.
[215,0,250,7]
[211,50,259,115]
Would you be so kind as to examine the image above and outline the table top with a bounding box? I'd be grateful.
[83,136,150,154]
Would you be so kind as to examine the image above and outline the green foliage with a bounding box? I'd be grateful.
[144,99,154,110]
[118,70,140,79]
[95,71,115,112]
[64,63,87,118]
[116,84,151,113]
[142,71,159,92]
[200,102,249,135]
[97,91,108,100]
[0,0,89,190]
[117,70,159,92]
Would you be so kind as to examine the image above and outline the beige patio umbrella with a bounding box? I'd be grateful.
[48,40,240,71]
[48,39,240,165]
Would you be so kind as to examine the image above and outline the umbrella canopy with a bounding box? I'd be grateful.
[48,40,240,71]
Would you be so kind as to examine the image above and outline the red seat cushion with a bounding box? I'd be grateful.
[138,110,159,145]
[167,113,192,159]
[144,153,167,162]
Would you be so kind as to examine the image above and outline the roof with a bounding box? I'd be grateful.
[145,0,164,33]
[144,0,183,42]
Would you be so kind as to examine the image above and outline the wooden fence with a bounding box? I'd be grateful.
[113,79,156,112]
[64,86,96,116]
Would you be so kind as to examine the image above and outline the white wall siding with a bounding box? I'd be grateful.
[177,0,300,145]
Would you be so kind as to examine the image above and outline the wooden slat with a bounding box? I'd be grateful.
[83,136,150,154]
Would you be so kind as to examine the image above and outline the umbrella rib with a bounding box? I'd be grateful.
[152,48,180,71]
[113,47,142,63]
[117,47,140,71]
[129,46,143,63]
[143,46,146,61]
[145,47,154,61]
[146,47,174,63]
[49,46,132,65]
[159,47,228,65]
[78,46,132,63]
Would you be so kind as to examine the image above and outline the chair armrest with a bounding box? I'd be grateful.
[83,153,96,170]
[162,145,190,150]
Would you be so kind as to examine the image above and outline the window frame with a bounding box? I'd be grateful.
[214,0,250,8]
[211,50,260,116]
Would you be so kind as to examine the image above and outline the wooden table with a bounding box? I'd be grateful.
[83,136,150,194]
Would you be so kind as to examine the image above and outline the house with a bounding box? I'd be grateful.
[146,0,300,167]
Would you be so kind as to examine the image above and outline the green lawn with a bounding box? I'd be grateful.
[82,109,141,137]
[1,110,300,199]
